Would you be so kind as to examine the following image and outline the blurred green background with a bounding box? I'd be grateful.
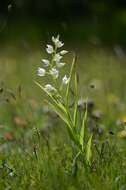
[1,0,126,45]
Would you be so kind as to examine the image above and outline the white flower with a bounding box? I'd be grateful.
[57,41,64,48]
[37,67,46,76]
[60,50,68,55]
[49,68,59,79]
[46,45,54,54]
[41,59,50,67]
[54,53,62,62]
[52,36,64,48]
[62,75,70,85]
[56,62,66,68]
[44,84,56,92]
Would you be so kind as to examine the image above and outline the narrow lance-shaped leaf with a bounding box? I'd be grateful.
[85,134,93,166]
[34,81,67,115]
[45,100,70,128]
[66,56,76,108]
[34,81,78,144]
[79,101,87,151]
[46,101,79,146]
[65,56,76,129]
[73,72,78,128]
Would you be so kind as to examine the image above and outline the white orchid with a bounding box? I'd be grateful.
[62,75,70,85]
[46,45,54,54]
[49,68,59,79]
[36,36,94,166]
[52,36,64,48]
[56,62,66,68]
[41,59,50,67]
[44,84,56,92]
[37,67,46,76]
[60,50,68,55]
[54,53,62,62]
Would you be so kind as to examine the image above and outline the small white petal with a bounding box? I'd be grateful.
[37,67,46,76]
[62,75,70,85]
[52,36,59,43]
[54,53,62,62]
[46,45,54,54]
[49,68,59,79]
[44,84,56,92]
[60,50,68,55]
[42,59,50,67]
[57,41,64,48]
[52,36,64,48]
[56,62,66,68]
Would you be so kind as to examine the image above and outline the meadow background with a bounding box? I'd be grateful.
[1,1,126,189]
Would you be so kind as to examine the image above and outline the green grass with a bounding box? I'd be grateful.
[1,45,126,189]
